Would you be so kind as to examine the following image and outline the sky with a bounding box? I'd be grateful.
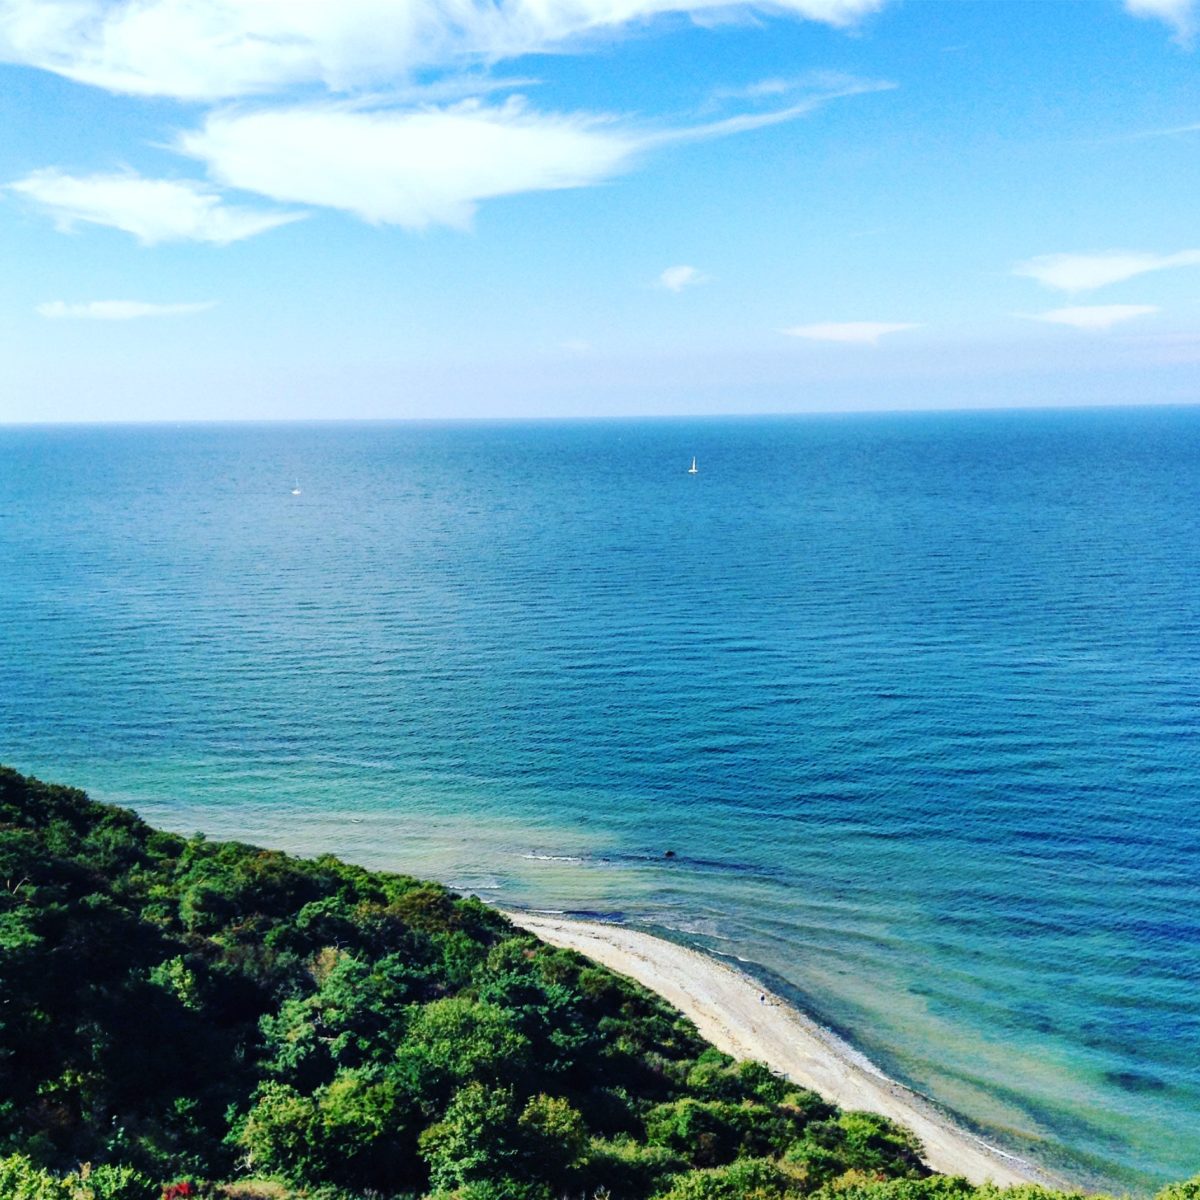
[0,0,1198,422]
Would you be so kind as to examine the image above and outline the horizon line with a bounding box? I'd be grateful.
[2,397,1199,430]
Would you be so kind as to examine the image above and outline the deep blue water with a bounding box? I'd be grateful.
[1,408,1198,1191]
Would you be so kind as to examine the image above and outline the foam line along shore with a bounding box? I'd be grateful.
[506,911,1059,1190]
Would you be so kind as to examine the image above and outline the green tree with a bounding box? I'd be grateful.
[1157,1179,1200,1200]
[396,998,529,1106]
[419,1083,523,1194]
[655,1156,802,1200]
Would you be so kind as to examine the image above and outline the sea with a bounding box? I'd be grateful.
[1,407,1197,1193]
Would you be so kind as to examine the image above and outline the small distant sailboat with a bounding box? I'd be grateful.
[687,456,699,475]
[291,480,302,496]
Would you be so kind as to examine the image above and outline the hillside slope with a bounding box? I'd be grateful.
[0,766,1193,1200]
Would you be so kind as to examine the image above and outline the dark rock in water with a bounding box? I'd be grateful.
[1106,1070,1167,1094]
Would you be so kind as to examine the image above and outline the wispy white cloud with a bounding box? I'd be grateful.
[0,0,889,101]
[37,299,217,319]
[708,70,881,104]
[179,99,640,230]
[8,169,302,244]
[177,76,888,231]
[712,77,803,101]
[662,75,894,145]
[1022,304,1159,331]
[1013,249,1200,292]
[1134,121,1200,138]
[4,8,894,244]
[1124,0,1197,45]
[783,321,919,344]
[3,2,894,242]
[659,265,707,292]
[1095,119,1200,143]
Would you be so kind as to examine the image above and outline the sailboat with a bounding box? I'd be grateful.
[687,456,698,475]
[291,480,302,495]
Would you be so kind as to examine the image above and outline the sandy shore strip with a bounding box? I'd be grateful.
[507,911,1055,1189]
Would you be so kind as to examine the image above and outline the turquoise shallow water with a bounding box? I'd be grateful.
[1,409,1198,1191]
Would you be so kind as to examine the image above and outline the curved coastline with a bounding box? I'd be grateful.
[505,910,1061,1191]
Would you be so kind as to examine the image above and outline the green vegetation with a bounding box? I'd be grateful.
[0,766,1195,1200]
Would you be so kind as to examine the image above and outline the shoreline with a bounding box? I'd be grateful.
[506,910,1060,1190]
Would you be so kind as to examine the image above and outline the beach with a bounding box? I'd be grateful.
[508,912,1055,1190]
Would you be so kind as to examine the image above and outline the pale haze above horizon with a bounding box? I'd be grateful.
[1,0,1198,423]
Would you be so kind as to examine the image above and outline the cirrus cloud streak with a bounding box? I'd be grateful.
[176,77,887,232]
[8,170,302,244]
[659,265,707,292]
[179,99,640,230]
[9,70,888,241]
[783,321,919,344]
[37,299,217,319]
[0,0,889,100]
[1124,0,1197,44]
[1022,304,1159,331]
[1013,249,1200,292]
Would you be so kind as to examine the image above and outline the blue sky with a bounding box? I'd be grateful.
[1,0,1198,422]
